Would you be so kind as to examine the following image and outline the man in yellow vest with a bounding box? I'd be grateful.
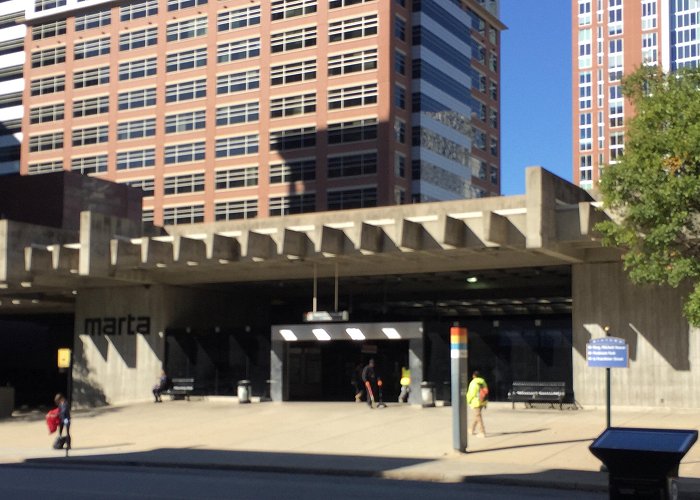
[466,370,488,437]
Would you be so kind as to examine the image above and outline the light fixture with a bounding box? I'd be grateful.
[466,276,478,283]
[382,327,401,339]
[312,328,331,341]
[346,328,365,340]
[280,329,297,341]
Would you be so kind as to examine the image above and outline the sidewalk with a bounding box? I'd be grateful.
[2,400,700,495]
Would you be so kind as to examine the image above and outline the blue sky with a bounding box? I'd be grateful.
[500,0,572,195]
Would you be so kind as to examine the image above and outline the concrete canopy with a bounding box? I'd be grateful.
[0,168,616,312]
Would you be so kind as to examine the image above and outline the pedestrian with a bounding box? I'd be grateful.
[351,363,363,403]
[398,366,411,403]
[361,359,379,408]
[466,370,488,437]
[153,369,170,403]
[54,393,71,449]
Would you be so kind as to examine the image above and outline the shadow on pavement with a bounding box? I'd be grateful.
[468,438,594,454]
[24,448,434,477]
[485,428,549,437]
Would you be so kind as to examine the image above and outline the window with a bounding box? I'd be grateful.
[328,152,376,177]
[121,0,158,22]
[121,177,155,196]
[215,166,259,189]
[142,209,154,222]
[31,46,66,68]
[167,17,207,42]
[165,110,206,133]
[168,0,208,11]
[35,0,67,12]
[33,20,66,39]
[269,193,315,216]
[395,85,405,109]
[394,16,406,41]
[73,125,108,146]
[217,69,260,94]
[328,83,377,109]
[75,9,110,31]
[119,58,157,80]
[218,5,260,31]
[216,102,259,126]
[269,159,315,183]
[394,118,405,143]
[215,134,259,157]
[271,59,316,85]
[394,152,405,177]
[74,66,110,88]
[328,48,377,76]
[164,142,206,164]
[271,26,317,52]
[215,199,258,220]
[75,37,110,59]
[31,75,65,96]
[28,160,63,175]
[329,15,378,42]
[395,50,406,75]
[117,148,156,170]
[73,96,109,117]
[217,38,260,63]
[119,87,156,110]
[167,47,207,71]
[166,79,207,102]
[329,0,372,7]
[328,187,377,210]
[117,118,156,140]
[328,118,377,144]
[270,127,315,151]
[163,204,204,225]
[270,93,316,118]
[271,0,316,20]
[164,172,205,195]
[0,92,21,107]
[30,103,65,124]
[120,27,158,50]
[72,155,108,175]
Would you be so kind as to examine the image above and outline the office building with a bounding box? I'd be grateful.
[22,0,503,226]
[0,1,25,175]
[573,0,700,189]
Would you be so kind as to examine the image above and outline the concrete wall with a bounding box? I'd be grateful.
[73,285,241,407]
[572,262,700,408]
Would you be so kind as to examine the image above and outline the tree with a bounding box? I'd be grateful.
[597,66,700,326]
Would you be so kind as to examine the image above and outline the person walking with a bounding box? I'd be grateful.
[54,393,71,449]
[466,370,488,437]
[398,366,410,403]
[361,359,379,408]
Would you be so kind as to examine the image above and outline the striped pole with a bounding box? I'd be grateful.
[451,326,468,452]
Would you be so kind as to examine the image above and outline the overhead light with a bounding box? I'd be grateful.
[312,328,331,341]
[382,327,401,339]
[466,276,478,283]
[280,329,297,341]
[346,328,365,340]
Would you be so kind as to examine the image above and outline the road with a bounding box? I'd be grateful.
[1,464,605,499]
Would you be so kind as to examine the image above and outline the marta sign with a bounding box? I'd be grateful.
[586,337,629,368]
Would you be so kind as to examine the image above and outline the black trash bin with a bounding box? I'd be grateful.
[589,427,698,499]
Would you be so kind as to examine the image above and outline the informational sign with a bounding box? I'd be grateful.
[450,327,467,359]
[57,348,72,369]
[587,337,628,368]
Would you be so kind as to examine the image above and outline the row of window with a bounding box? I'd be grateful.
[28,119,379,156]
[32,16,378,68]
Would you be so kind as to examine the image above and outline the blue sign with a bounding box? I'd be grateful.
[587,337,629,368]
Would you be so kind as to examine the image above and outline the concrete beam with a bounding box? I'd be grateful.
[24,245,52,273]
[207,233,239,262]
[79,212,142,277]
[110,237,141,268]
[173,235,206,265]
[360,222,384,253]
[320,226,347,255]
[283,229,310,258]
[141,238,173,267]
[50,244,79,273]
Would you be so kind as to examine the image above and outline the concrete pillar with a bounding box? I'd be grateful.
[408,338,423,405]
[270,340,286,402]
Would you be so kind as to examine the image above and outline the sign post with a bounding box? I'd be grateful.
[586,334,628,428]
[450,326,468,452]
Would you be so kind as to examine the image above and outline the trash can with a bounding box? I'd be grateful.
[421,381,435,408]
[589,427,698,499]
[237,380,252,404]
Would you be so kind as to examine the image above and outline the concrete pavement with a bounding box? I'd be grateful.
[2,399,700,496]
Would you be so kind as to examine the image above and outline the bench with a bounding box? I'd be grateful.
[508,381,566,410]
[164,377,195,401]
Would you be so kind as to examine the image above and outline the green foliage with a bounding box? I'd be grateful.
[597,66,700,326]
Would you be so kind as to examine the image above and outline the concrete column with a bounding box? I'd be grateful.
[408,338,423,405]
[270,340,286,402]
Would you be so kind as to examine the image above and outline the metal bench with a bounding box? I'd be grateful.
[508,381,566,410]
[164,377,195,401]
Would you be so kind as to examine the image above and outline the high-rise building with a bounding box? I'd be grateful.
[22,0,502,225]
[0,1,25,175]
[572,0,700,190]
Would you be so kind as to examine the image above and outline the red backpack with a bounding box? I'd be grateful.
[479,384,489,403]
[46,408,60,434]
